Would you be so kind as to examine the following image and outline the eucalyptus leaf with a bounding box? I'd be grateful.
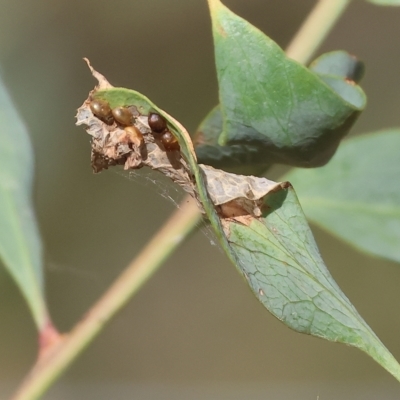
[207,0,366,168]
[0,75,47,329]
[194,50,366,175]
[226,185,400,381]
[283,129,400,263]
[78,66,400,382]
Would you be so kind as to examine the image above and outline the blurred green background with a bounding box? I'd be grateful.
[1,0,400,398]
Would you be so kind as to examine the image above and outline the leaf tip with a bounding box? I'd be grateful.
[208,0,229,37]
[83,57,113,89]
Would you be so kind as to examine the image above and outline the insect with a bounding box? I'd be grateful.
[89,99,113,124]
[112,106,134,126]
[160,130,180,151]
[148,112,167,133]
[124,125,144,145]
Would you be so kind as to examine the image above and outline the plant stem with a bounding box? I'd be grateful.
[10,196,201,400]
[285,0,351,64]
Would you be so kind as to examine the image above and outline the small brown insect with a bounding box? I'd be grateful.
[112,106,134,126]
[124,126,144,146]
[161,130,180,151]
[148,112,167,133]
[90,99,113,124]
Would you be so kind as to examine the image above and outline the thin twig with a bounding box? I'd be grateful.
[10,196,201,400]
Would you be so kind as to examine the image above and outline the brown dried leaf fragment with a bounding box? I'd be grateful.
[83,58,113,90]
[200,165,285,217]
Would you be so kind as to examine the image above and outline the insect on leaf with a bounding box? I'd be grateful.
[77,62,400,382]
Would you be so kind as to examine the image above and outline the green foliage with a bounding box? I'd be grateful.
[229,187,400,381]
[0,76,47,330]
[284,129,400,263]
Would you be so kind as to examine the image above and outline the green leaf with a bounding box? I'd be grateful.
[207,0,366,168]
[194,50,366,175]
[0,75,47,329]
[283,129,400,263]
[194,51,366,175]
[366,0,400,5]
[79,69,400,382]
[226,186,400,381]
